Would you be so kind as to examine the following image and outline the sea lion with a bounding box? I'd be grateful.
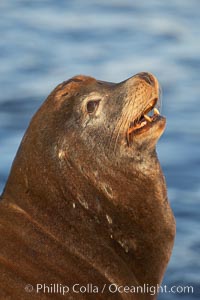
[0,72,175,300]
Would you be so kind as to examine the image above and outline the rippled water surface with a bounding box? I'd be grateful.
[0,1,200,299]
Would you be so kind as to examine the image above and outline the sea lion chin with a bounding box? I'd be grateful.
[0,72,175,300]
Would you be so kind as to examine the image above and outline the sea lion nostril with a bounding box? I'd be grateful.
[137,72,155,87]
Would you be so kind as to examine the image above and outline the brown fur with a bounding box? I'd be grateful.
[0,73,175,299]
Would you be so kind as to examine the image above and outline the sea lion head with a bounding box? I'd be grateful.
[24,73,165,193]
[53,72,165,161]
[46,72,165,165]
[4,72,167,207]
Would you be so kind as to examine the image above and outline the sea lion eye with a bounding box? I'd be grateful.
[86,100,100,114]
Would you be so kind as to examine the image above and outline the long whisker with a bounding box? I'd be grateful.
[108,94,138,152]
[108,106,128,151]
[111,100,135,153]
[113,113,130,153]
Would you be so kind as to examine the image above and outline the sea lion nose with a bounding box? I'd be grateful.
[136,72,156,87]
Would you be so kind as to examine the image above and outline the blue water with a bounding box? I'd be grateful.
[0,1,199,299]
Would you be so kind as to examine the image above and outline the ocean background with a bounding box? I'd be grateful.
[0,0,199,299]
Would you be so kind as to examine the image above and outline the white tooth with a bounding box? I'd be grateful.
[144,114,152,122]
[154,108,160,115]
[140,121,146,127]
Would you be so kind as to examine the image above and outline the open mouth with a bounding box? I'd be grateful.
[127,98,161,140]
